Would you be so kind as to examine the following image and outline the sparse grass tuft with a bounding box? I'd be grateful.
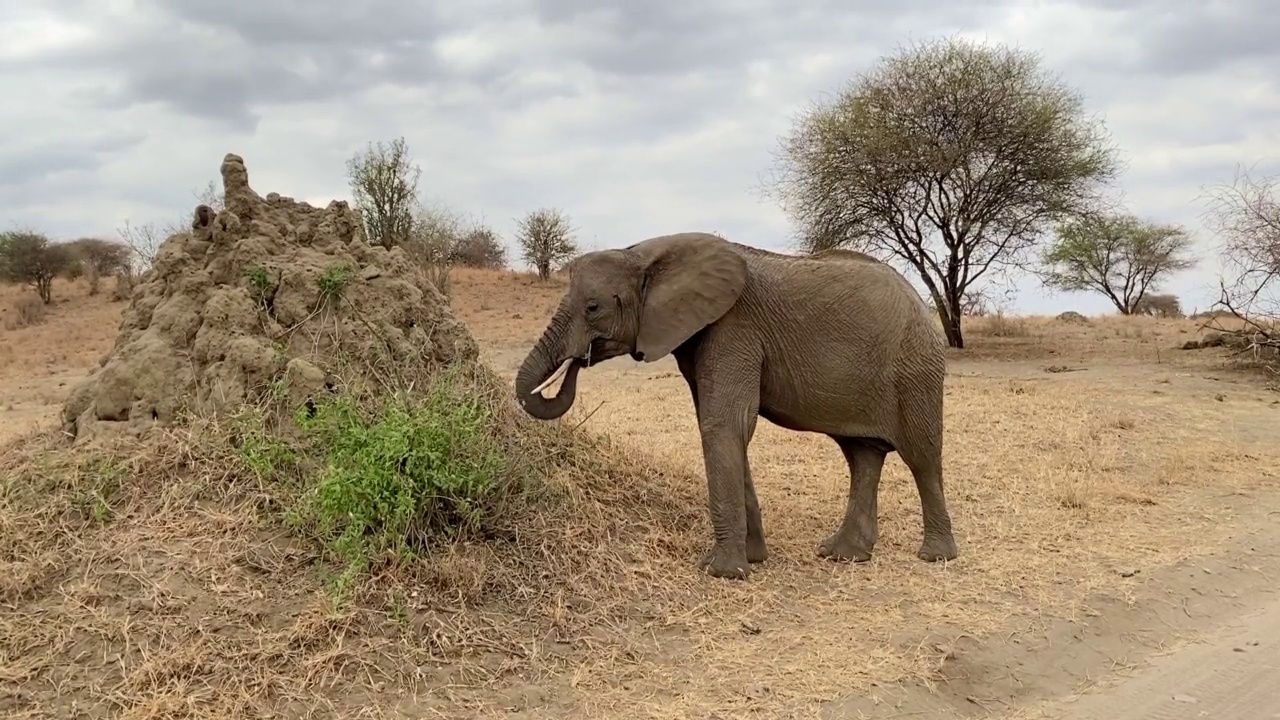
[970,309,1033,338]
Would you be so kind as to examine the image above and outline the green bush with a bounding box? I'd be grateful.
[237,368,508,594]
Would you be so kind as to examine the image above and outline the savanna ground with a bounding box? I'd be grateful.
[2,269,1278,719]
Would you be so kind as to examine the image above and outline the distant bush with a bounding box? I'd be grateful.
[0,230,72,303]
[3,294,47,330]
[451,225,507,269]
[64,238,132,296]
[111,271,135,302]
[1133,293,1183,318]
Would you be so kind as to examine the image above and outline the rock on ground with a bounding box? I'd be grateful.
[62,152,478,443]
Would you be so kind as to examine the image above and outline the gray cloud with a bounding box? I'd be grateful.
[2,0,1278,313]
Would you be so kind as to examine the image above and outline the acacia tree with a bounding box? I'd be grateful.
[1040,213,1196,314]
[1201,164,1280,353]
[347,137,421,249]
[0,231,72,303]
[515,207,577,281]
[767,37,1120,348]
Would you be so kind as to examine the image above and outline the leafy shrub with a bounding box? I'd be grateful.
[451,226,507,269]
[237,369,509,595]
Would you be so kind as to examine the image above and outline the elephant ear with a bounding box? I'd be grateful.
[631,233,749,362]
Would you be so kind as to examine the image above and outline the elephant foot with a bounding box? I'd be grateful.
[746,534,769,564]
[917,533,958,562]
[817,531,874,562]
[700,544,751,580]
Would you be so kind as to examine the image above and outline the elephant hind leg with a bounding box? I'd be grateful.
[818,437,886,562]
[898,439,958,562]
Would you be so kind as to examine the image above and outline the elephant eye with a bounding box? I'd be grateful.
[586,300,599,313]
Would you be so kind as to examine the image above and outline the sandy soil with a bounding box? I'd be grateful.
[2,271,1279,719]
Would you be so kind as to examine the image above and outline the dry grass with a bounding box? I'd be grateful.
[958,310,1258,366]
[1,367,711,718]
[2,294,46,331]
[2,269,1279,719]
[532,348,1276,717]
[0,280,123,382]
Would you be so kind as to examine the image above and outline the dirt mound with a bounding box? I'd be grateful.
[62,153,477,442]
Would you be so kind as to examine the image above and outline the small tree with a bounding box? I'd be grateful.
[346,137,421,249]
[64,237,132,295]
[1041,213,1197,315]
[116,219,174,274]
[516,208,577,281]
[408,204,462,296]
[193,178,224,212]
[0,231,72,303]
[451,225,507,269]
[766,36,1119,348]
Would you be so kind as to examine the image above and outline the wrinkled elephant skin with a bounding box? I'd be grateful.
[514,232,958,580]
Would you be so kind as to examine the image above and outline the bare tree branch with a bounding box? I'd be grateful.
[1199,163,1280,368]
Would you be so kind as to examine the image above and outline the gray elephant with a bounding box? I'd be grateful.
[514,232,958,579]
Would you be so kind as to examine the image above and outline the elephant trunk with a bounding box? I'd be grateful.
[514,308,584,420]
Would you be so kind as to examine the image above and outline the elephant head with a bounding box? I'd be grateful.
[515,232,749,420]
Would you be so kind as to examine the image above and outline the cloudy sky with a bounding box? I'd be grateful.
[2,0,1277,314]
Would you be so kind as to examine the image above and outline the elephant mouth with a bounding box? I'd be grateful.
[527,339,628,397]
[587,338,630,366]
[528,355,587,396]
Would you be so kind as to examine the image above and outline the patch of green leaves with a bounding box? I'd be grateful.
[316,263,354,306]
[245,265,273,304]
[235,368,507,599]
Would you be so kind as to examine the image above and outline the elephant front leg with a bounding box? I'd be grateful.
[697,421,754,580]
[745,465,767,563]
[818,439,886,562]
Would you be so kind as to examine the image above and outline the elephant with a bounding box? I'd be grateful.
[513,231,958,579]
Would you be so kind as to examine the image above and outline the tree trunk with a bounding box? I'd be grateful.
[935,299,965,349]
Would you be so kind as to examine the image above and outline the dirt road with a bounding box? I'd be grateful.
[1047,597,1280,719]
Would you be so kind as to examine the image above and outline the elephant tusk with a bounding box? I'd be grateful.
[530,358,575,396]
